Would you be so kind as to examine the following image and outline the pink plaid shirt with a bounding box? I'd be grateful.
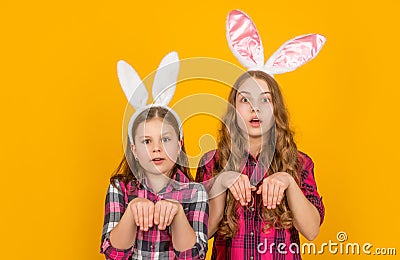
[196,150,324,260]
[100,169,209,259]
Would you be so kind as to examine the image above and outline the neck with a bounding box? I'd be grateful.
[248,136,262,158]
[247,131,272,158]
[145,171,171,193]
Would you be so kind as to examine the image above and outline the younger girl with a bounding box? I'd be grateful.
[196,10,325,259]
[101,53,208,259]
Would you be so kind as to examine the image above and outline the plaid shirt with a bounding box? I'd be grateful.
[195,150,325,260]
[100,169,209,259]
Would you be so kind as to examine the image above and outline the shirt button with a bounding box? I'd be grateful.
[150,245,154,250]
[250,232,254,236]
[250,207,255,212]
[250,256,254,260]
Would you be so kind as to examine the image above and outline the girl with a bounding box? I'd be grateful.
[195,10,325,259]
[101,53,208,260]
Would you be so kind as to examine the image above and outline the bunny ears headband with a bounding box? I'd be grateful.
[226,10,326,75]
[117,52,182,144]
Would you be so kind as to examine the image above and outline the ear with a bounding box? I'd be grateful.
[175,139,183,156]
[226,9,264,69]
[117,60,149,109]
[130,143,137,159]
[152,52,180,106]
[264,34,326,74]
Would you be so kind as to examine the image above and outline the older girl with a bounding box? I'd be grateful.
[195,10,325,259]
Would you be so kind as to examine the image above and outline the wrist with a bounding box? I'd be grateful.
[125,202,135,222]
[215,173,226,189]
[177,203,184,216]
[287,174,297,189]
[171,204,185,225]
[219,171,241,189]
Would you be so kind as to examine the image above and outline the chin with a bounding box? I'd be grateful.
[155,166,174,176]
[246,129,263,137]
[145,170,164,176]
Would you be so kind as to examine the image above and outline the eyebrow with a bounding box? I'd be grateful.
[137,132,173,139]
[238,91,271,95]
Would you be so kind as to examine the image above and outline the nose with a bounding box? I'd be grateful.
[251,103,260,112]
[152,145,161,152]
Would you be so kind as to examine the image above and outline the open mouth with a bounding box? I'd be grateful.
[151,157,166,165]
[249,117,262,127]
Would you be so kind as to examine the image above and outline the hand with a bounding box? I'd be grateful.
[154,199,181,230]
[223,172,256,206]
[256,172,294,209]
[128,197,155,232]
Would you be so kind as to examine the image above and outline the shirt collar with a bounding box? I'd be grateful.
[244,149,260,162]
[134,168,190,194]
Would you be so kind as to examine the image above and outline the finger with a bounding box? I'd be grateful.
[164,204,173,228]
[262,182,269,207]
[143,204,149,231]
[237,180,246,205]
[159,204,167,230]
[271,184,280,209]
[154,202,160,225]
[167,205,178,226]
[137,204,144,230]
[131,204,139,226]
[267,183,275,209]
[229,183,240,201]
[277,187,285,205]
[243,178,252,203]
[235,182,246,206]
[148,204,154,228]
[256,185,263,195]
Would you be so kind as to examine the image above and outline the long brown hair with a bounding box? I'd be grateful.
[216,71,301,238]
[110,106,193,189]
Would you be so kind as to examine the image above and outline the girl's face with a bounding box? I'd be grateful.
[235,77,275,138]
[131,117,182,176]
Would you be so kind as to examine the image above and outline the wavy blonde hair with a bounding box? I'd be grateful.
[215,71,302,238]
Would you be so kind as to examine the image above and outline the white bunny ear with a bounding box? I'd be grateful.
[226,9,264,69]
[264,34,326,74]
[152,52,180,106]
[117,60,148,110]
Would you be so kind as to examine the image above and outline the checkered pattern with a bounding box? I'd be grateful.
[100,170,209,259]
[196,150,325,260]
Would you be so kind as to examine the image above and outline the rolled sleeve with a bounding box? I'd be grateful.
[101,237,134,260]
[100,180,134,259]
[195,150,217,190]
[300,154,325,224]
[174,184,209,259]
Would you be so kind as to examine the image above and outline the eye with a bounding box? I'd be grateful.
[240,97,249,103]
[262,97,271,103]
[142,139,151,144]
[161,137,171,143]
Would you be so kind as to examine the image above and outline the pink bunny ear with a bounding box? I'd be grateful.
[226,9,264,69]
[265,34,326,74]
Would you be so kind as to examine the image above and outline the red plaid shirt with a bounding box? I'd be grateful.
[196,150,324,260]
[100,169,209,259]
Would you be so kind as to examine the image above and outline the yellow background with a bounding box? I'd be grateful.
[1,0,399,259]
